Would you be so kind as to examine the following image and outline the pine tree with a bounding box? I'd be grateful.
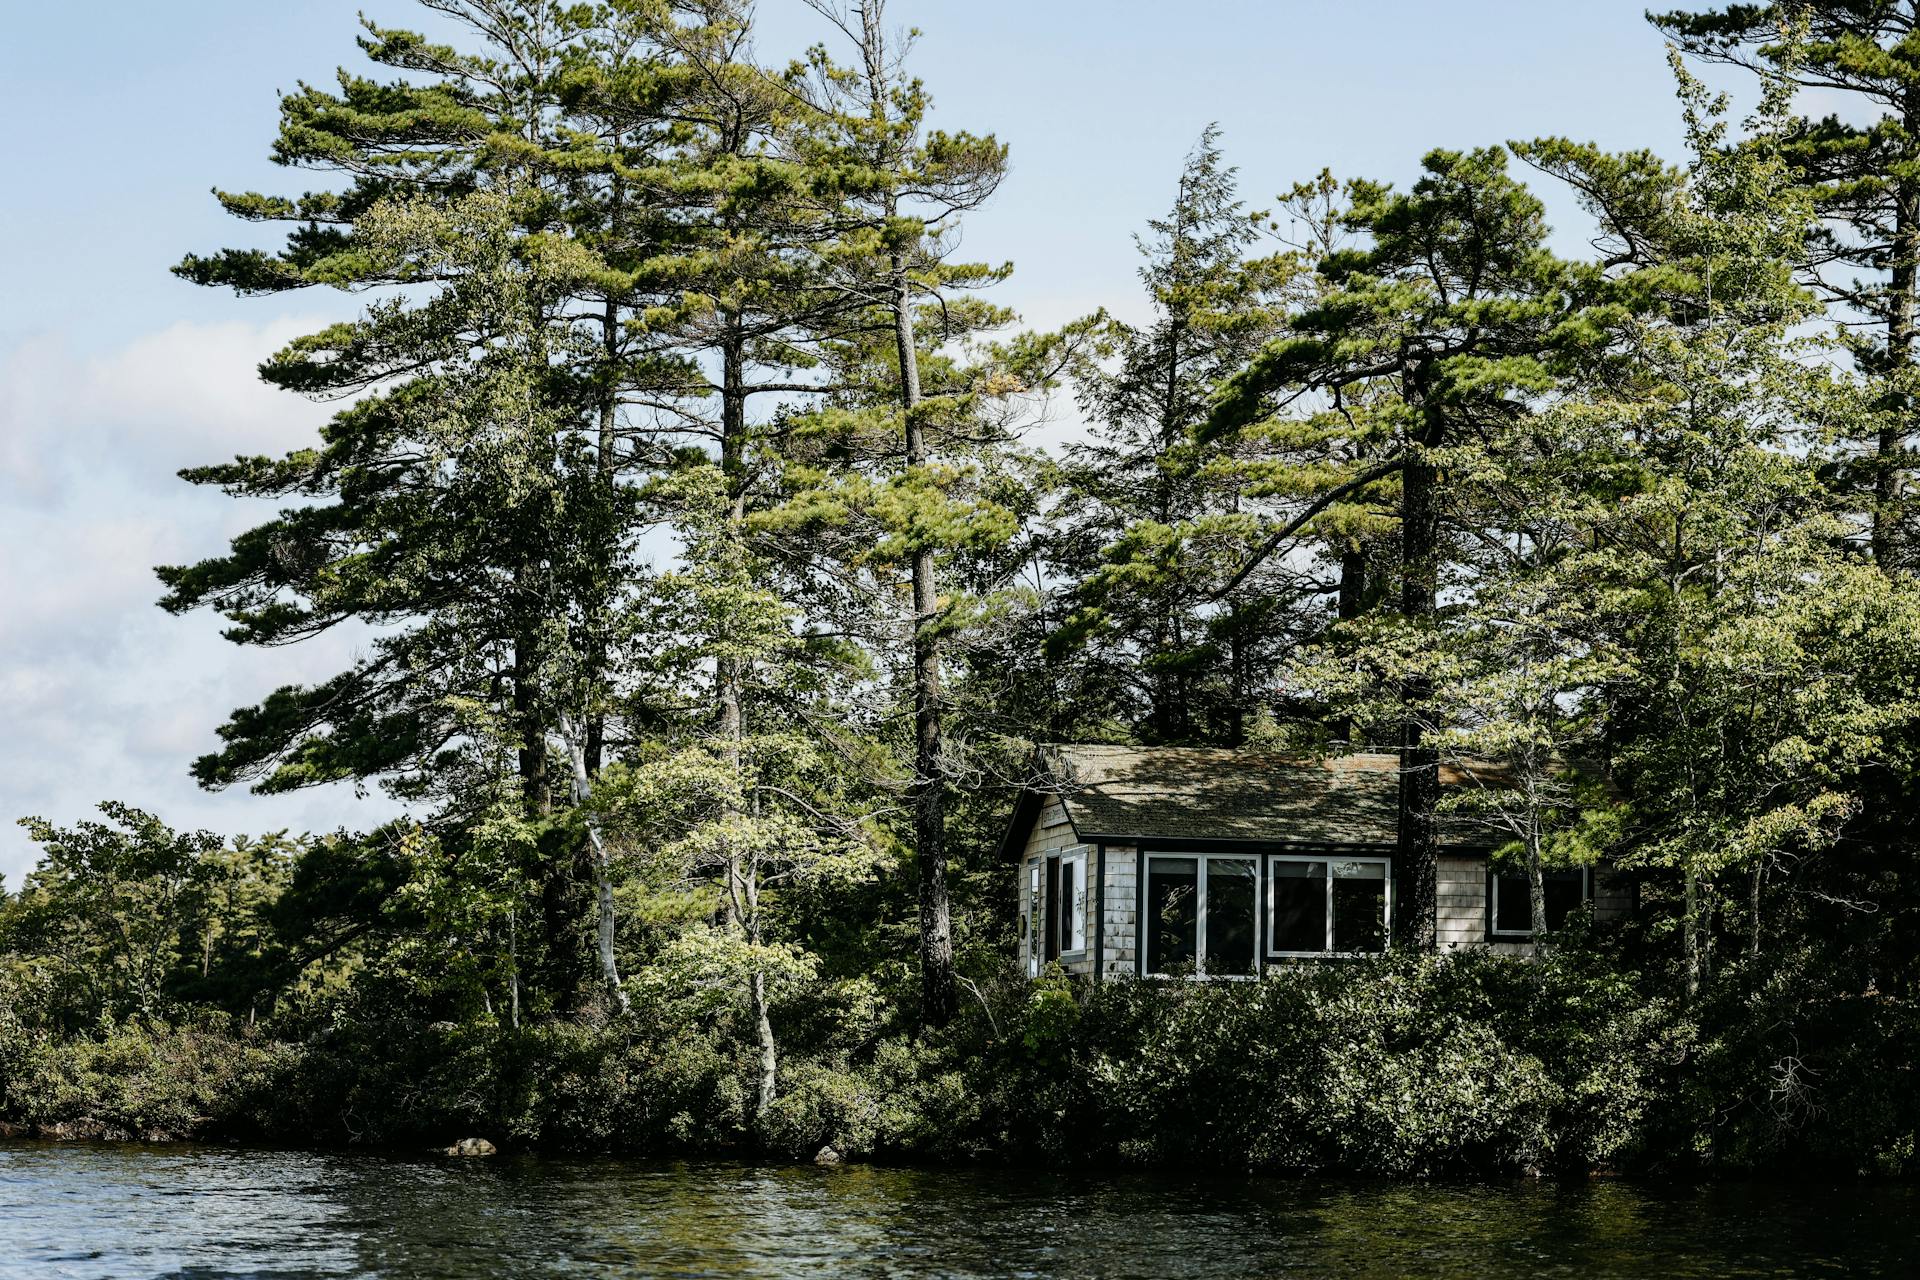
[1654,2,1920,567]
[1207,149,1618,949]
[603,0,895,1059]
[779,0,1012,1024]
[163,1,691,1011]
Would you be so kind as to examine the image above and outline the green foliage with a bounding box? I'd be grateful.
[0,1020,299,1143]
[3,805,291,1030]
[1046,126,1301,744]
[18,0,1920,1184]
[943,954,1666,1175]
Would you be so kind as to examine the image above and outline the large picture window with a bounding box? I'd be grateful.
[1490,866,1589,937]
[1268,856,1390,957]
[1143,855,1256,976]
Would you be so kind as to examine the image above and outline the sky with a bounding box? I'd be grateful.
[0,1,1718,882]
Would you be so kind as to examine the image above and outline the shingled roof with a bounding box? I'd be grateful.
[1017,743,1497,850]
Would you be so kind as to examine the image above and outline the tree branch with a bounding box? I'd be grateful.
[1209,453,1407,601]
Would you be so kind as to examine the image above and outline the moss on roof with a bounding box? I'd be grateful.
[1034,743,1494,848]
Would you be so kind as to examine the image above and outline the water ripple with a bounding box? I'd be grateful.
[0,1142,1913,1279]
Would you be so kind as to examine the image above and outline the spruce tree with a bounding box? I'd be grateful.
[1048,128,1297,745]
[1529,56,1920,996]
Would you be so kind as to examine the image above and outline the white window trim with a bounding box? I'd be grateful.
[1488,865,1591,939]
[1025,860,1043,976]
[1266,853,1393,960]
[1137,853,1260,980]
[1060,846,1089,956]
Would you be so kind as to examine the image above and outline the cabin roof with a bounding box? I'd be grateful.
[1005,743,1499,853]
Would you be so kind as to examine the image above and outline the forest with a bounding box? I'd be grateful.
[5,0,1920,1176]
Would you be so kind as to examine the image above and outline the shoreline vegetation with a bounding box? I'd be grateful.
[3,921,1913,1177]
[8,1,1920,1180]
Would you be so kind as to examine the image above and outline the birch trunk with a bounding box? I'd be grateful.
[718,323,780,1117]
[563,711,627,1015]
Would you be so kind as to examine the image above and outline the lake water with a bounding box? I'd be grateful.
[1,1142,1914,1278]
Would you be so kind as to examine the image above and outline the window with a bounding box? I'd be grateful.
[1045,856,1060,960]
[1142,855,1256,976]
[1270,859,1327,954]
[1268,856,1390,957]
[1026,861,1043,976]
[1145,857,1196,973]
[1060,849,1088,954]
[1490,866,1590,937]
[1044,849,1089,962]
[1207,858,1256,975]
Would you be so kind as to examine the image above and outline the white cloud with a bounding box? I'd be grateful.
[1,318,335,507]
[0,319,405,884]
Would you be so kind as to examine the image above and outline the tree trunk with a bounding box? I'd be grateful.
[1396,428,1440,952]
[742,842,777,1120]
[508,905,521,1030]
[1702,883,1716,988]
[1331,543,1367,745]
[1526,820,1549,957]
[750,966,777,1117]
[717,322,780,1116]
[563,713,627,1015]
[518,592,590,1010]
[1749,858,1763,959]
[892,247,957,1026]
[852,0,956,1026]
[1227,600,1246,745]
[513,602,548,821]
[1878,174,1917,568]
[1684,862,1703,1000]
[586,296,619,777]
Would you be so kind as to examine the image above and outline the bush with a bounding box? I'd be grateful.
[0,1022,297,1141]
[12,944,1914,1177]
[918,951,1687,1176]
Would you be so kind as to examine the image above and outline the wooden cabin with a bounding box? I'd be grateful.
[999,744,1633,980]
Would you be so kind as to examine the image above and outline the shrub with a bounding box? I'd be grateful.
[1,1022,297,1141]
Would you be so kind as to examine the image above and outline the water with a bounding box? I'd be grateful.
[0,1142,1913,1278]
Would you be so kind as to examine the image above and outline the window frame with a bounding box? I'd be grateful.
[1266,853,1393,960]
[1137,852,1260,980]
[1487,864,1592,940]
[1025,859,1043,976]
[1060,847,1089,956]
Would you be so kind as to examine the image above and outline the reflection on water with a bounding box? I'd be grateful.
[0,1141,1914,1278]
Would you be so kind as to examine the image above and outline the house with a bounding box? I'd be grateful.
[999,744,1633,980]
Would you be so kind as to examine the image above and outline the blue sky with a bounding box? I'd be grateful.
[0,1,1714,879]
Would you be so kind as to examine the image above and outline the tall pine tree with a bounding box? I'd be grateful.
[1654,2,1920,567]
